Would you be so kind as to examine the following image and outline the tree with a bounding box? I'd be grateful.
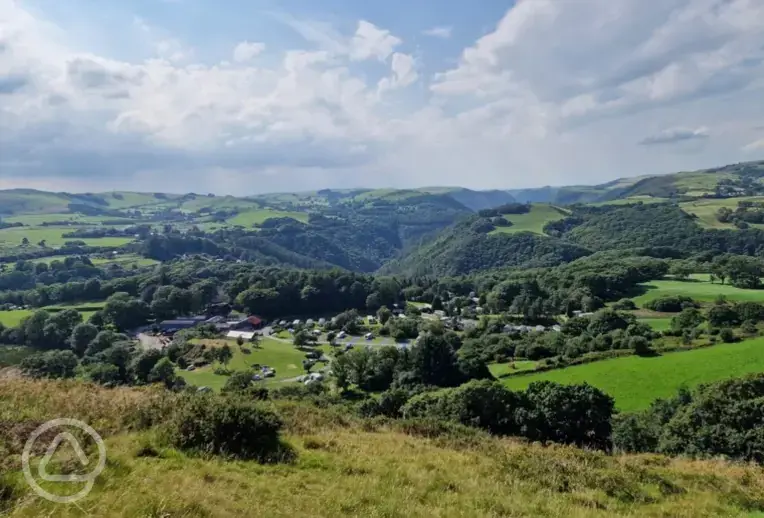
[670,308,704,332]
[21,237,29,246]
[129,349,163,383]
[522,381,614,450]
[70,323,99,356]
[236,335,245,346]
[629,336,652,356]
[86,330,124,356]
[217,344,233,366]
[376,306,392,325]
[148,357,179,388]
[408,332,465,387]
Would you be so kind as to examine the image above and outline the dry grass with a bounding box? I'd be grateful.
[3,379,764,517]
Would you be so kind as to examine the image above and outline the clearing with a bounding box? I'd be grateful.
[227,209,309,227]
[680,196,764,230]
[0,226,132,248]
[177,337,320,390]
[489,204,567,236]
[503,336,764,412]
[631,274,764,306]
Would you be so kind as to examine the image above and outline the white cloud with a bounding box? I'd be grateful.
[1,0,764,194]
[232,41,266,63]
[639,126,709,145]
[377,53,418,93]
[422,26,452,39]
[349,20,401,62]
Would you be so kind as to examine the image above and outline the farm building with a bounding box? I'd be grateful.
[158,316,208,333]
[226,330,255,341]
[229,315,265,330]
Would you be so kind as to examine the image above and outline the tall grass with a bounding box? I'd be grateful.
[3,379,764,517]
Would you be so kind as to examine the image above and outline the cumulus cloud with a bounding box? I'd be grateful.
[1,0,764,194]
[232,41,266,62]
[639,126,709,145]
[422,26,452,39]
[377,53,418,93]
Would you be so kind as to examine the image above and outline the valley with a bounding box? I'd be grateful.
[4,159,764,517]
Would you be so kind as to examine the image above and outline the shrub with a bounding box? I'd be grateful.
[165,394,288,462]
[644,296,698,313]
[719,328,737,343]
[402,380,525,435]
[612,299,637,311]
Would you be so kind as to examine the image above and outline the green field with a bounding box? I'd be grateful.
[0,303,104,327]
[631,275,764,306]
[0,227,133,248]
[178,338,317,390]
[503,337,764,412]
[637,317,672,331]
[591,196,669,207]
[488,360,538,377]
[489,204,567,236]
[2,213,133,225]
[227,209,309,227]
[680,196,764,230]
[0,310,33,327]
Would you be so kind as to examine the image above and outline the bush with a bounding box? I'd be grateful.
[644,296,698,313]
[165,394,288,462]
[719,328,737,343]
[402,380,525,435]
[612,298,637,311]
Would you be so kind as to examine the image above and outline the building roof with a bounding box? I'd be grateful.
[228,331,255,340]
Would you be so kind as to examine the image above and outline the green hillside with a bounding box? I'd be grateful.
[489,204,567,235]
[502,336,764,412]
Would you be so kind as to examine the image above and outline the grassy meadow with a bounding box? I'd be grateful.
[489,204,567,235]
[177,338,321,390]
[3,378,764,517]
[227,209,309,227]
[631,274,764,306]
[503,336,764,412]
[680,196,764,230]
[0,226,133,248]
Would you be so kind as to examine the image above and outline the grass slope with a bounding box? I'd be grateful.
[503,336,764,412]
[631,275,764,306]
[489,204,567,235]
[680,196,764,230]
[0,227,132,249]
[5,378,764,517]
[227,209,309,227]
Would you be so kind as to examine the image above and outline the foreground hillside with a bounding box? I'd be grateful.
[3,378,764,518]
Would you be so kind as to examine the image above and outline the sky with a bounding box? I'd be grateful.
[1,0,763,195]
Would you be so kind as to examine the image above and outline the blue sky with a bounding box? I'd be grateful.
[1,0,763,194]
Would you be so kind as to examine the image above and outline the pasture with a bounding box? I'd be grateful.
[0,310,33,327]
[177,337,317,390]
[489,204,567,236]
[0,226,133,248]
[680,196,764,230]
[227,209,309,227]
[631,275,764,306]
[0,303,104,327]
[637,317,672,331]
[502,336,764,412]
[590,196,669,207]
